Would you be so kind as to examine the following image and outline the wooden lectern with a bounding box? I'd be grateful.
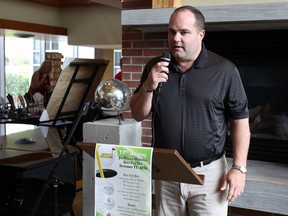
[77,142,204,185]
[152,148,204,185]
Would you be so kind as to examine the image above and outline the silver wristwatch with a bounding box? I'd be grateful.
[232,164,247,174]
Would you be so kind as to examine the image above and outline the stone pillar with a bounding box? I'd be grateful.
[82,118,142,216]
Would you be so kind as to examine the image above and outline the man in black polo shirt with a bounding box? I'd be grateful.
[130,5,250,216]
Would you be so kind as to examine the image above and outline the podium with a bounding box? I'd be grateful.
[152,148,204,185]
[78,143,204,185]
[78,142,204,215]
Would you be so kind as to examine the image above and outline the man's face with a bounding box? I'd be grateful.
[168,9,205,63]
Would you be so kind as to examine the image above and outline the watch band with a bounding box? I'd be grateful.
[232,164,247,174]
[143,83,153,93]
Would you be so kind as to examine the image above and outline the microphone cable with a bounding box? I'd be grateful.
[151,52,171,147]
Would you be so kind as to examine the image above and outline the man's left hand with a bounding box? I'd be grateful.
[220,168,246,202]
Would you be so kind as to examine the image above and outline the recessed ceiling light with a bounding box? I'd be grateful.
[13,33,35,38]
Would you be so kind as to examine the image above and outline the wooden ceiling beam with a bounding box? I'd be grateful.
[122,1,152,9]
[0,18,67,35]
[21,0,100,7]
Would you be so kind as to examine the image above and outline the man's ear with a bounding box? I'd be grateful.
[199,29,205,40]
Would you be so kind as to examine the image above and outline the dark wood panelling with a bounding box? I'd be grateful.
[22,0,100,7]
[0,18,67,35]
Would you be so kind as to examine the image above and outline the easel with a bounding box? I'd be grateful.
[40,58,109,144]
[32,58,109,216]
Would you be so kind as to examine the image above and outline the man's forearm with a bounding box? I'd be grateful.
[229,118,250,166]
[130,87,153,121]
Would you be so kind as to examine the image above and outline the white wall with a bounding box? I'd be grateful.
[0,0,121,48]
[0,0,60,26]
[60,5,121,48]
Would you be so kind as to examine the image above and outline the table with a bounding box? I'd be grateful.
[0,126,78,216]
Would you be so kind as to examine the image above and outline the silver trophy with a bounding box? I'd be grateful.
[95,79,131,124]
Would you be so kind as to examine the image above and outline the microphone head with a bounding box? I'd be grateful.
[161,52,171,62]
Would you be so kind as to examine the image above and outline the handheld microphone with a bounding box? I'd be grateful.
[158,52,171,93]
[161,52,171,64]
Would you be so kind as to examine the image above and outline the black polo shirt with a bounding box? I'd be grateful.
[134,44,249,164]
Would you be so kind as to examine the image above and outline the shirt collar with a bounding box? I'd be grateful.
[169,43,208,72]
[193,43,208,69]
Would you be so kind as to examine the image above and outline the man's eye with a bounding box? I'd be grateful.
[181,31,189,35]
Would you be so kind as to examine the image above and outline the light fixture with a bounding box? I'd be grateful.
[13,33,35,38]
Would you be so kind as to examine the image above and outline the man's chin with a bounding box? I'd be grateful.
[173,51,184,59]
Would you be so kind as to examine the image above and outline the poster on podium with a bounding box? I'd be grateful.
[94,143,153,216]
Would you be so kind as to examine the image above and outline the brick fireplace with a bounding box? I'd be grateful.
[204,30,288,165]
[122,27,288,160]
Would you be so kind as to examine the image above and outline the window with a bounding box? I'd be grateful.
[78,46,95,59]
[0,35,4,135]
[0,34,95,135]
[33,40,41,72]
[0,35,4,99]
[5,36,33,97]
[114,49,122,77]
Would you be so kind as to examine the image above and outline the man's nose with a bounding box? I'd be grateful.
[173,32,181,42]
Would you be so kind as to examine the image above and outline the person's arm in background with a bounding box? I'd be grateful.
[30,71,48,91]
[44,75,51,92]
[221,118,250,202]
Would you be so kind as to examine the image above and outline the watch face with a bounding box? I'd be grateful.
[240,167,247,173]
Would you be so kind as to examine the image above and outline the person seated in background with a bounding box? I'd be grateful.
[114,58,122,80]
[27,60,52,106]
[28,60,52,95]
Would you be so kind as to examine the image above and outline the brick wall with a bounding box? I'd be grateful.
[122,26,169,146]
[121,26,286,216]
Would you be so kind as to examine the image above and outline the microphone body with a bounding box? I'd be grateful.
[160,52,171,64]
[158,52,171,93]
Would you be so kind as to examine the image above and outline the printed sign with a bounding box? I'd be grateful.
[95,143,153,216]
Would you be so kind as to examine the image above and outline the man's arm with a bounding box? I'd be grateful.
[130,60,170,121]
[130,85,154,121]
[221,118,250,202]
[230,118,250,167]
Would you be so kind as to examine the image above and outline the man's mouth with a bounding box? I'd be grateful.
[173,46,183,51]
